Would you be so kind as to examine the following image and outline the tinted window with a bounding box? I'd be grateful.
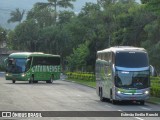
[115,52,149,68]
[32,57,60,66]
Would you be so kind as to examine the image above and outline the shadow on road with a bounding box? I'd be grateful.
[5,82,65,86]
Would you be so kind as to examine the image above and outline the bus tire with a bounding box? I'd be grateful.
[47,75,54,83]
[140,100,145,105]
[110,89,116,104]
[99,88,105,102]
[12,80,16,83]
[50,75,54,83]
[33,81,38,83]
[29,76,34,84]
[112,100,117,104]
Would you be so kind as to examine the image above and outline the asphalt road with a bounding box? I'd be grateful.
[0,72,159,120]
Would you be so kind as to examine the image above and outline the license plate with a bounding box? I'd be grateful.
[130,97,136,100]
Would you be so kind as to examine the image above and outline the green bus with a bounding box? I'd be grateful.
[5,52,61,84]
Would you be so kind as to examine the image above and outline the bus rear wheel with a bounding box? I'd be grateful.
[50,77,54,83]
[99,88,105,102]
[12,80,16,83]
[46,76,54,83]
[33,81,38,83]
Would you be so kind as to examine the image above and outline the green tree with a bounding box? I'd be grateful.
[67,41,89,71]
[7,8,25,23]
[7,30,16,49]
[58,11,75,24]
[141,0,150,4]
[112,3,155,46]
[145,0,160,16]
[11,20,40,51]
[36,0,76,23]
[27,4,55,28]
[0,27,7,48]
[141,19,160,72]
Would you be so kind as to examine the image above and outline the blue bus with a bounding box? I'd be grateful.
[96,46,150,105]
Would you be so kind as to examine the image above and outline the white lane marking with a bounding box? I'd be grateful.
[77,95,81,97]
[140,107,151,111]
[105,105,111,108]
[118,110,122,111]
[135,117,144,120]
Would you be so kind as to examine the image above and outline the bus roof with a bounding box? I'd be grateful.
[97,46,146,54]
[9,52,60,58]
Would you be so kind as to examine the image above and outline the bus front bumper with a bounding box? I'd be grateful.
[115,89,150,101]
[5,73,29,81]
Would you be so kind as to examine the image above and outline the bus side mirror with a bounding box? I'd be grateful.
[4,58,8,67]
[112,64,116,76]
[26,59,30,64]
[150,65,157,77]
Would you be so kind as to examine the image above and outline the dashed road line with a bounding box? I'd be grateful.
[105,105,111,108]
[139,107,151,111]
[135,117,144,120]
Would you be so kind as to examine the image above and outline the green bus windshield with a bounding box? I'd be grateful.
[7,58,26,73]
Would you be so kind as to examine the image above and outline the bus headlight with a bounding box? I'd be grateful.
[117,91,121,94]
[21,74,25,77]
[144,91,149,94]
[6,73,9,76]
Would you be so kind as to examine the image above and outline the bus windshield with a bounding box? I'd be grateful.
[115,52,149,68]
[115,71,149,89]
[7,58,27,73]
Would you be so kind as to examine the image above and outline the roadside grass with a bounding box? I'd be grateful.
[148,97,160,104]
[67,79,96,88]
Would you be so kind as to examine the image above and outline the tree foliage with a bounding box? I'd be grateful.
[27,4,55,28]
[0,27,7,47]
[7,8,25,23]
[35,0,76,23]
[67,41,89,71]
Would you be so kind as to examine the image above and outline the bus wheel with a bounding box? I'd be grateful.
[33,81,38,83]
[99,88,105,102]
[50,76,54,83]
[140,100,145,105]
[29,76,34,84]
[47,76,54,83]
[12,80,16,83]
[110,89,117,104]
[112,100,117,104]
